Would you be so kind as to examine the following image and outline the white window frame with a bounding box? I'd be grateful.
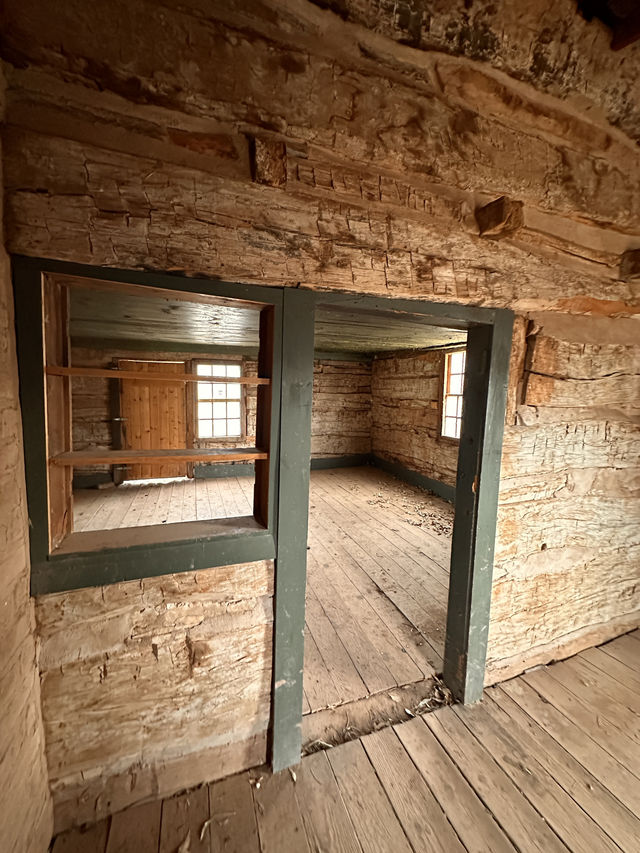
[441,349,466,440]
[194,360,245,441]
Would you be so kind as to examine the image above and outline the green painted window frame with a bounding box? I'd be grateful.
[12,256,283,595]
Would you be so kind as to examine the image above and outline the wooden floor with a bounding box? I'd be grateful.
[73,474,255,530]
[75,467,452,721]
[52,630,640,852]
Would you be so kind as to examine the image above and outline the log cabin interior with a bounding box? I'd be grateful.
[1,2,639,852]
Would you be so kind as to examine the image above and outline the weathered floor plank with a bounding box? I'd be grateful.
[326,739,413,853]
[599,632,640,671]
[52,820,110,852]
[523,666,640,774]
[251,768,310,853]
[159,787,209,853]
[501,676,640,816]
[361,727,465,853]
[208,771,260,853]
[293,750,363,853]
[452,701,620,853]
[395,716,516,853]
[107,802,161,853]
[423,708,567,852]
[486,686,640,852]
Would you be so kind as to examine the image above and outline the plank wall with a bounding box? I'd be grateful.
[1,0,639,835]
[371,350,458,487]
[0,66,53,853]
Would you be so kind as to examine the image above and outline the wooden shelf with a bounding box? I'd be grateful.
[45,365,270,385]
[50,448,268,466]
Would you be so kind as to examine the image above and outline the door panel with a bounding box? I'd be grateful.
[119,360,187,479]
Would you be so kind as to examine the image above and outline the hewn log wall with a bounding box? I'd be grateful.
[487,314,640,682]
[312,359,372,458]
[1,0,639,833]
[35,561,274,832]
[371,350,458,486]
[0,67,53,853]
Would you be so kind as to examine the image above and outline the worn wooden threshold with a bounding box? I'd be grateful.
[301,675,452,754]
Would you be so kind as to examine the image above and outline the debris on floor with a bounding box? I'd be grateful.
[366,480,454,538]
[302,675,453,755]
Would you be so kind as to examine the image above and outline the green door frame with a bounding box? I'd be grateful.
[12,257,512,774]
[310,294,513,709]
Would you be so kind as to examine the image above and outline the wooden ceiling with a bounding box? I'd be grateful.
[69,286,467,354]
[70,287,261,349]
[314,305,466,352]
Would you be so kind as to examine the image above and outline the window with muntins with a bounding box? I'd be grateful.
[195,362,243,438]
[442,349,466,439]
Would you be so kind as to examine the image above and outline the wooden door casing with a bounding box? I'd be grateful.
[119,360,188,480]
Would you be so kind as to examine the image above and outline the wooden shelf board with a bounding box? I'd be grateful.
[45,365,270,385]
[50,448,268,466]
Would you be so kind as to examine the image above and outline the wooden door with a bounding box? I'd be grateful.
[119,360,187,480]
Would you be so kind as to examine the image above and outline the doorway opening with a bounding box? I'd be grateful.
[301,304,469,747]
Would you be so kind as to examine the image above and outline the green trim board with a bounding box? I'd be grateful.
[72,472,113,489]
[442,315,513,703]
[17,256,281,305]
[13,262,50,564]
[12,256,283,596]
[312,350,373,362]
[270,288,316,773]
[371,455,456,504]
[194,454,373,477]
[194,461,255,478]
[311,454,372,470]
[35,527,275,595]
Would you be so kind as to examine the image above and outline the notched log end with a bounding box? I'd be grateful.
[475,195,524,239]
[248,135,287,187]
[620,249,640,281]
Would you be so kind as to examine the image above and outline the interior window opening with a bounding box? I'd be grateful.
[36,273,274,551]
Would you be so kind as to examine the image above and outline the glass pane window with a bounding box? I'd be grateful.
[442,349,466,440]
[212,383,227,399]
[195,361,244,439]
[197,381,213,399]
